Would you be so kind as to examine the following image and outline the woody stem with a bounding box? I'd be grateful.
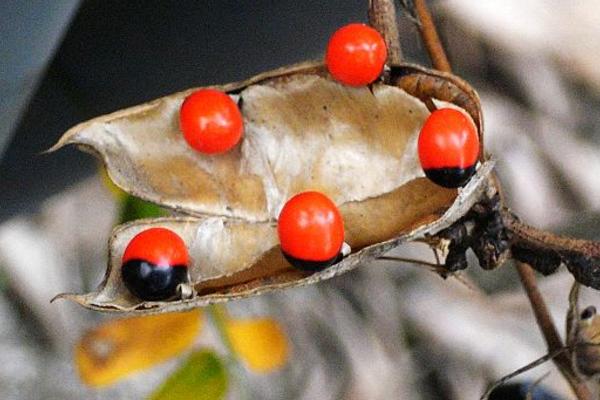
[413,0,452,73]
[368,0,403,64]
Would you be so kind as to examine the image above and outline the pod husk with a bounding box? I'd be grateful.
[51,62,491,313]
[50,62,483,221]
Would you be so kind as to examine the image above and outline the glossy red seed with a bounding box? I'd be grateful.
[277,191,345,262]
[121,227,189,301]
[326,23,387,86]
[179,89,243,154]
[122,227,189,267]
[417,108,480,188]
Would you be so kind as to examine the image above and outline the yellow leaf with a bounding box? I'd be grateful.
[225,318,289,373]
[75,311,202,387]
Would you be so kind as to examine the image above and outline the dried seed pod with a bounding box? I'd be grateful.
[51,62,494,313]
[54,164,494,313]
[572,305,600,377]
[565,283,600,378]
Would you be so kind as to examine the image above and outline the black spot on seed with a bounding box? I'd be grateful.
[423,165,477,188]
[122,260,188,301]
[283,251,342,272]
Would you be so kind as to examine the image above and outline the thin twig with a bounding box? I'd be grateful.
[567,281,581,346]
[516,262,592,400]
[377,256,482,293]
[378,255,440,269]
[413,0,452,73]
[480,349,562,400]
[368,0,402,64]
[481,341,600,399]
[516,264,564,352]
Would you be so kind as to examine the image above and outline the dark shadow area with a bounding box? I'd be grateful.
[0,0,368,220]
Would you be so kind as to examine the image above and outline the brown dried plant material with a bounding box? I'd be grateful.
[51,62,483,221]
[54,162,495,313]
[51,62,493,313]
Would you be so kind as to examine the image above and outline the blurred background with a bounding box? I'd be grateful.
[1,1,600,399]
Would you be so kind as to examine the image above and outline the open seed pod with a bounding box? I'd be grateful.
[51,61,495,313]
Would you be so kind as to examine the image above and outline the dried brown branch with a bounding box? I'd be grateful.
[516,262,592,400]
[368,0,402,64]
[480,349,565,400]
[504,211,600,289]
[435,196,599,398]
[413,0,452,73]
[516,263,568,353]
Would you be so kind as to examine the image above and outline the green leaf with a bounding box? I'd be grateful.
[119,195,165,224]
[149,350,228,400]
